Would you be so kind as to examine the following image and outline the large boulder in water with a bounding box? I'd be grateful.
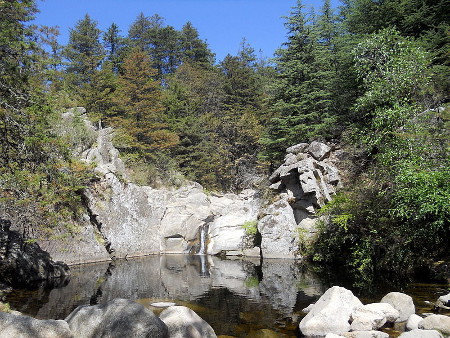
[159,306,217,338]
[65,298,168,338]
[0,311,72,338]
[380,292,415,322]
[299,286,363,336]
[418,314,450,336]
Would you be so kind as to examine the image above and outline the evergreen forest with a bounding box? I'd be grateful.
[1,0,449,281]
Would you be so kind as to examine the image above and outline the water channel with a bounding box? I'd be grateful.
[5,255,449,337]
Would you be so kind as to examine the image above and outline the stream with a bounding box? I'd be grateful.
[4,255,449,337]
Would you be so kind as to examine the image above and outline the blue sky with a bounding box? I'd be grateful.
[33,0,339,62]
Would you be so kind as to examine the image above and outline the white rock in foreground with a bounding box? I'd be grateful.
[159,306,217,338]
[65,298,168,338]
[406,313,423,331]
[343,331,389,338]
[380,292,415,322]
[398,329,444,338]
[0,312,72,338]
[418,314,450,336]
[299,286,363,336]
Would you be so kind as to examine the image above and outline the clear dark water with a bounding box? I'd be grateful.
[4,255,449,337]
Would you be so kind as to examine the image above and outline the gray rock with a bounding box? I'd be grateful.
[418,314,450,335]
[65,298,168,338]
[406,314,423,331]
[159,306,217,338]
[286,143,309,154]
[363,302,400,323]
[257,196,298,259]
[350,304,387,331]
[380,292,415,322]
[0,312,72,338]
[308,141,331,160]
[326,334,346,338]
[398,329,444,338]
[299,286,363,336]
[343,331,389,338]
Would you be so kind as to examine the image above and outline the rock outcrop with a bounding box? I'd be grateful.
[32,110,342,262]
[259,141,342,258]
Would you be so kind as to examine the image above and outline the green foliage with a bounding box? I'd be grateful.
[242,220,258,236]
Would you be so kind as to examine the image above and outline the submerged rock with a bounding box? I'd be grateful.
[398,329,444,338]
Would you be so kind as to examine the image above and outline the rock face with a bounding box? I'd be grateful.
[65,298,168,338]
[0,311,73,338]
[159,306,217,338]
[260,141,342,258]
[31,110,341,262]
[0,219,70,288]
[380,292,415,322]
[299,286,362,336]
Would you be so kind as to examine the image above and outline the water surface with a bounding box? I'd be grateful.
[5,255,449,337]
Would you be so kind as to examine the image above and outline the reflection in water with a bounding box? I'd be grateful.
[5,255,323,336]
[5,255,449,337]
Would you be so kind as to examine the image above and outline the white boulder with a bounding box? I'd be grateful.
[380,292,415,322]
[299,286,363,336]
[159,306,217,338]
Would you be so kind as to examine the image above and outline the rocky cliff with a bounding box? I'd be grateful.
[39,108,342,264]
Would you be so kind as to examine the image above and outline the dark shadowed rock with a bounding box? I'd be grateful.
[0,219,70,288]
[0,311,72,338]
[65,298,168,338]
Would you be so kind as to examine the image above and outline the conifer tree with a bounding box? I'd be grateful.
[64,14,105,86]
[112,48,178,154]
[103,23,125,73]
[262,0,335,162]
[179,22,214,66]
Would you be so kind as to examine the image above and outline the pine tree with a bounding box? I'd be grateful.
[64,14,105,87]
[262,0,338,162]
[103,23,125,73]
[128,13,181,80]
[179,22,214,66]
[112,48,178,154]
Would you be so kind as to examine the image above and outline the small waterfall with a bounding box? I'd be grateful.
[198,224,209,255]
